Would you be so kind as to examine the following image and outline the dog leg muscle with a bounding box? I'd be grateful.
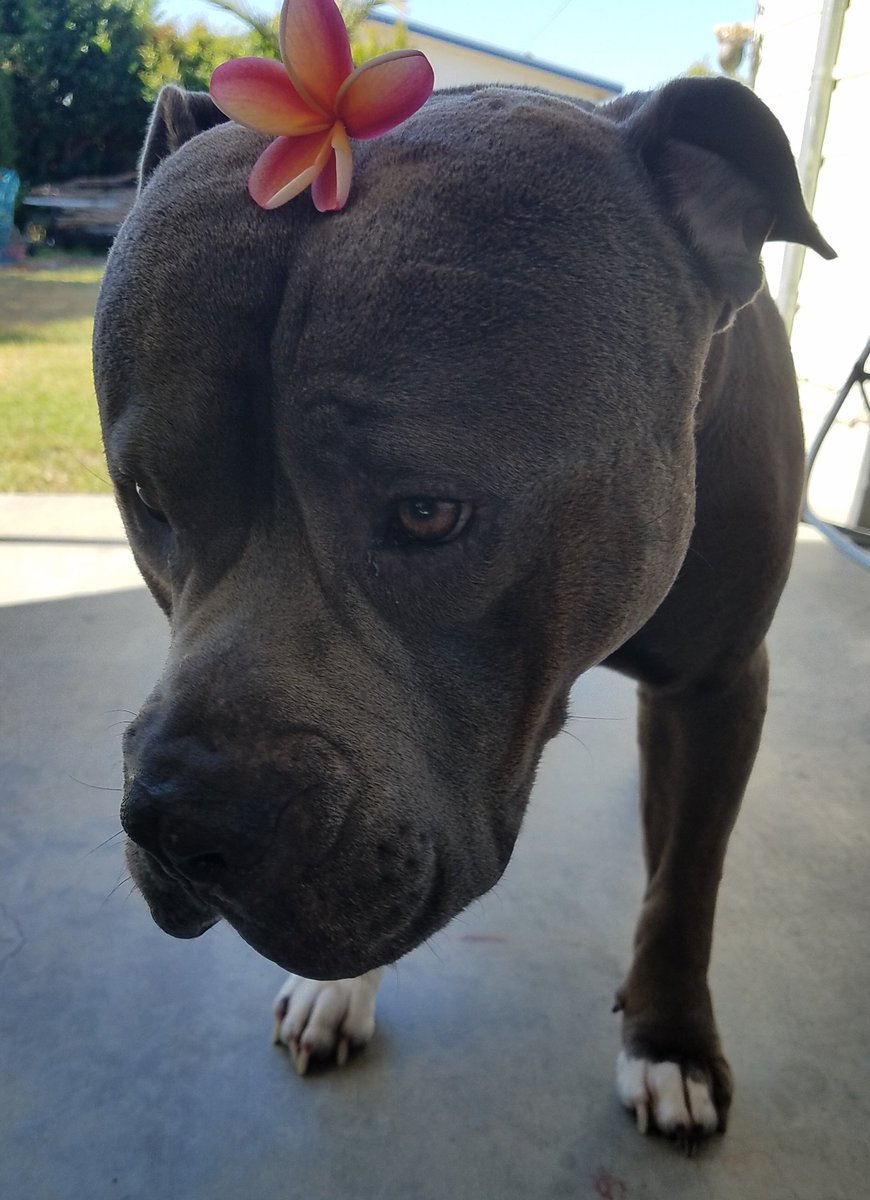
[616,642,769,1145]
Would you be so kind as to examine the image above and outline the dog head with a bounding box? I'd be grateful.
[93,78,830,977]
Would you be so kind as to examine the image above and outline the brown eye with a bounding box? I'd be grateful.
[393,497,471,545]
[134,483,169,524]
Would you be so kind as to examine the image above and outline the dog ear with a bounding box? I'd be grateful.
[139,85,230,190]
[605,77,835,325]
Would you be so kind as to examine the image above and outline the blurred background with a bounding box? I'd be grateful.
[1,0,867,532]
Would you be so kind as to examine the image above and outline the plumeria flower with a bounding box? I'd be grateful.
[210,0,435,212]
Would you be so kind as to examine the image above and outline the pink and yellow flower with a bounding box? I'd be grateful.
[210,0,435,212]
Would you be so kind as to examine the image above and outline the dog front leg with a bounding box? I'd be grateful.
[615,643,769,1147]
[272,970,383,1075]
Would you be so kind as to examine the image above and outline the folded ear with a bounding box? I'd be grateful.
[605,77,835,326]
[139,85,230,190]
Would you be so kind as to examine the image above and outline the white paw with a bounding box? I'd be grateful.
[617,1051,719,1143]
[272,970,383,1076]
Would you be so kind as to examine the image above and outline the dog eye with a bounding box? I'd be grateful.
[391,498,471,545]
[134,483,169,524]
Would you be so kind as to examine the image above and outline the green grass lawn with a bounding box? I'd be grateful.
[0,258,112,492]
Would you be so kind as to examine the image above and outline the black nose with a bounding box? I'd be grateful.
[120,775,267,883]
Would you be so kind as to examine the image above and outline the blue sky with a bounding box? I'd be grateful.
[155,1,757,93]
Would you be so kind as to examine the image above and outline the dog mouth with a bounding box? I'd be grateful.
[218,857,448,979]
[119,727,518,977]
[126,827,450,978]
[126,842,221,939]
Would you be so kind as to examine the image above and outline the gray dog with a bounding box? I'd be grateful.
[92,76,833,1148]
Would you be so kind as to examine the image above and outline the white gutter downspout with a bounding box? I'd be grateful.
[774,0,848,336]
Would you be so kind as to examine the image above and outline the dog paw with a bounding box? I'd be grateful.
[616,1051,722,1152]
[272,970,383,1076]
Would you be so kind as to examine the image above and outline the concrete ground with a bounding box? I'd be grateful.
[1,494,868,1200]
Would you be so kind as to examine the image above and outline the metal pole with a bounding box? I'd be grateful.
[775,0,848,336]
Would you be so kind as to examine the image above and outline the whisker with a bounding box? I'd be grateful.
[102,874,133,906]
[77,459,112,489]
[560,729,590,748]
[83,830,125,857]
[422,937,444,965]
[557,727,594,766]
[686,544,714,570]
[65,773,122,792]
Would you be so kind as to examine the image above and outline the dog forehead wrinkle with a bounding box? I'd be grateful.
[280,381,550,498]
[273,144,703,471]
[95,124,306,416]
[277,99,628,349]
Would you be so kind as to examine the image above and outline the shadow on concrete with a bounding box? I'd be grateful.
[1,535,867,1199]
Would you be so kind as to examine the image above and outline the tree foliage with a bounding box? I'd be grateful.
[140,20,258,96]
[0,0,409,184]
[2,0,152,181]
[0,50,17,167]
[203,0,409,64]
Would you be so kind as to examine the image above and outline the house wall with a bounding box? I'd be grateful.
[363,19,620,103]
[754,0,870,525]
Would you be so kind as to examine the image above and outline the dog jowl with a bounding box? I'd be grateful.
[92,76,833,1146]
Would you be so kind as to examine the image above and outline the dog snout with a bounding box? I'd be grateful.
[121,774,269,884]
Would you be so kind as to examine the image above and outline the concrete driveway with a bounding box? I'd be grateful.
[1,495,868,1199]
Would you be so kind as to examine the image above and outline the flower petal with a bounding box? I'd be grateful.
[210,58,328,135]
[310,123,353,212]
[248,129,334,209]
[336,50,435,140]
[279,0,353,116]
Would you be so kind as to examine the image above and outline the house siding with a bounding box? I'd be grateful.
[363,17,620,103]
[754,0,870,525]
